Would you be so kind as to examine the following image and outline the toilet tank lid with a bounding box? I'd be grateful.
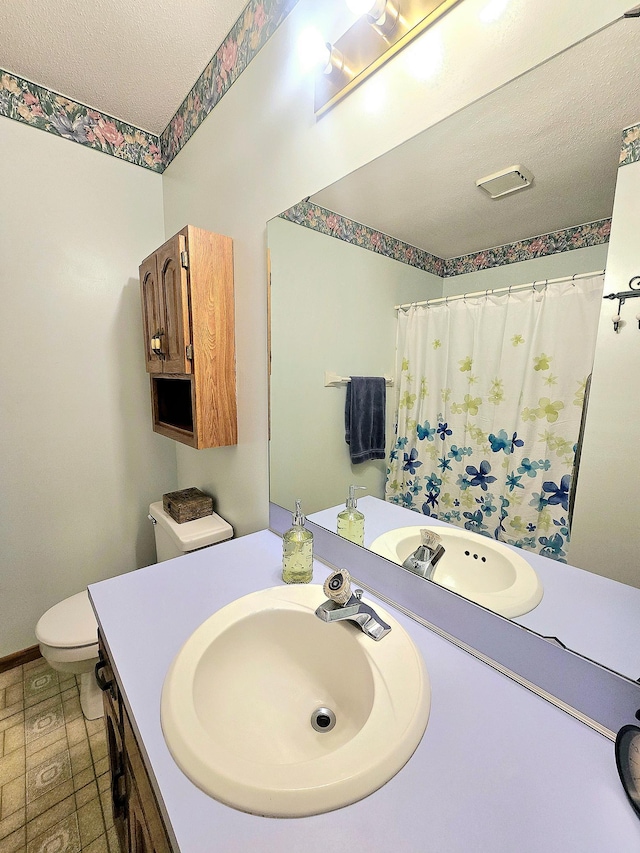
[35,590,98,649]
[149,501,233,552]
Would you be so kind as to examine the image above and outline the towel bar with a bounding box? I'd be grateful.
[324,371,394,387]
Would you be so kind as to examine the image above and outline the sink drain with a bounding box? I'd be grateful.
[310,707,336,733]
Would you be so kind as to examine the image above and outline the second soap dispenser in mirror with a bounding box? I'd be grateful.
[337,486,366,546]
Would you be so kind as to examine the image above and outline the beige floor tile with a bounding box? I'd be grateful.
[61,686,79,703]
[96,773,110,795]
[24,700,64,745]
[0,733,3,757]
[24,669,58,698]
[26,739,69,773]
[0,713,23,737]
[0,807,24,842]
[85,719,104,738]
[74,779,97,810]
[27,813,80,853]
[98,790,113,831]
[23,658,45,673]
[66,720,87,749]
[69,743,92,779]
[3,688,21,714]
[26,793,75,842]
[106,825,120,853]
[83,833,109,853]
[88,732,107,766]
[0,825,25,853]
[76,797,104,849]
[62,696,82,725]
[0,671,22,692]
[0,704,23,726]
[1,775,26,819]
[26,779,74,822]
[72,768,94,794]
[26,726,65,759]
[25,686,62,710]
[93,759,108,779]
[2,723,24,758]
[0,690,5,713]
[0,749,25,787]
[27,750,72,802]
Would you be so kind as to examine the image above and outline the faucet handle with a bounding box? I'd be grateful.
[323,570,353,605]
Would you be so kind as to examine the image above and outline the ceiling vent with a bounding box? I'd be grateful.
[476,165,534,199]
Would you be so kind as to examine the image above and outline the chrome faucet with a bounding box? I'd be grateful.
[315,570,391,641]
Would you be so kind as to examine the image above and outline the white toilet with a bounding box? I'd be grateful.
[35,502,233,720]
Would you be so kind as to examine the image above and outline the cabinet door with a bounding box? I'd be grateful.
[157,234,192,375]
[127,771,154,853]
[140,255,164,375]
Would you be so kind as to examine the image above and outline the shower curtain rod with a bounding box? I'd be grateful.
[394,269,606,311]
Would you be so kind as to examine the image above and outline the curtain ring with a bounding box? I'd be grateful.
[544,279,549,290]
[532,280,538,292]
[507,285,513,296]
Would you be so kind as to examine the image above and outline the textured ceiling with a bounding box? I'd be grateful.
[0,0,251,133]
[312,20,639,259]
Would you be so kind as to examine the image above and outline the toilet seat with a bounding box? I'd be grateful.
[35,590,98,650]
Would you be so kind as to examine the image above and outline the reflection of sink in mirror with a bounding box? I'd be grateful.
[370,526,543,618]
[161,585,430,818]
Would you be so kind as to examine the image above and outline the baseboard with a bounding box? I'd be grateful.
[0,645,42,673]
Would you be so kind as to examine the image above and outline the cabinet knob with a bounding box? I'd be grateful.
[151,331,165,357]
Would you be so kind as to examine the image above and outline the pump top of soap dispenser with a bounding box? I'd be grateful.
[292,499,306,525]
[345,485,366,509]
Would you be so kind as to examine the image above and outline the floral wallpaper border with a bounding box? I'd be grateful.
[620,123,640,167]
[0,0,299,172]
[280,203,611,278]
[445,219,611,277]
[279,202,446,276]
[0,69,163,172]
[160,0,299,168]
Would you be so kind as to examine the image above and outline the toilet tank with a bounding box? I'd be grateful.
[148,501,233,562]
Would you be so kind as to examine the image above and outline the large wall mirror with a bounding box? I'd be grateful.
[269,19,640,686]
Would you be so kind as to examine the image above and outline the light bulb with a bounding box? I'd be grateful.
[346,0,380,15]
[296,27,331,74]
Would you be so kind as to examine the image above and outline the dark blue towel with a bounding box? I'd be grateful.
[345,377,386,464]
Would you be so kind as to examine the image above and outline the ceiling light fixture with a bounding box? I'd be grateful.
[316,0,463,116]
[346,0,400,36]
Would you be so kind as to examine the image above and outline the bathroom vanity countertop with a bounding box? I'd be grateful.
[89,529,640,853]
[310,496,640,679]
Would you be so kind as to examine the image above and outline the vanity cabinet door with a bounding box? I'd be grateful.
[127,773,154,853]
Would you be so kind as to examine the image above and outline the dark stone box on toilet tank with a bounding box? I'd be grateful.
[163,487,213,524]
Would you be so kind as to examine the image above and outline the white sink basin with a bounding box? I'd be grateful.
[370,526,543,618]
[161,584,430,817]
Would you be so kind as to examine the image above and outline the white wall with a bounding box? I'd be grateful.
[162,0,628,537]
[268,217,441,514]
[443,244,609,296]
[570,157,640,587]
[0,118,176,656]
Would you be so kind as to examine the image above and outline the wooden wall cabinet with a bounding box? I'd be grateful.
[139,225,237,449]
[98,635,173,853]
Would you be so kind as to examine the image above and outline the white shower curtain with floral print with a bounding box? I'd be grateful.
[385,276,604,561]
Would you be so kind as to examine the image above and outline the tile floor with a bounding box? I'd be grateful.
[0,658,119,853]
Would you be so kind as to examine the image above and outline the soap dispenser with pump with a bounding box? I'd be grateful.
[337,485,366,546]
[282,499,314,584]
